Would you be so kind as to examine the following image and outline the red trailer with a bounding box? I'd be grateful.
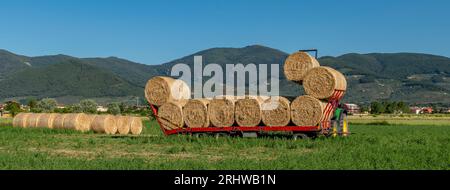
[150,90,348,139]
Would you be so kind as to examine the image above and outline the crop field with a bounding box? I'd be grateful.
[0,117,449,170]
[349,114,450,126]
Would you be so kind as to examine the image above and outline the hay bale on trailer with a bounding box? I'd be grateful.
[91,115,118,134]
[158,100,188,130]
[12,113,32,128]
[291,95,328,126]
[63,113,91,132]
[36,113,58,128]
[235,96,264,127]
[284,52,320,82]
[208,96,236,127]
[145,76,191,106]
[116,116,131,135]
[26,113,43,128]
[129,117,143,135]
[261,96,291,127]
[303,66,347,99]
[183,99,210,128]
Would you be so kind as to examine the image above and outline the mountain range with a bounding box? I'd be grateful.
[1,45,449,105]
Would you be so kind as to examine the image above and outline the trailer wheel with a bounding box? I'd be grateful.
[293,133,309,140]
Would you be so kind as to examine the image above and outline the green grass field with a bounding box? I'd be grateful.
[0,117,449,170]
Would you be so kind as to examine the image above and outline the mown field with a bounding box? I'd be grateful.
[0,116,449,170]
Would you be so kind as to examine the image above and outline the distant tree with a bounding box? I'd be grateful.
[360,105,370,113]
[79,99,98,114]
[36,98,58,113]
[384,102,396,114]
[5,101,22,116]
[396,101,410,113]
[27,98,38,110]
[107,103,121,115]
[119,102,128,113]
[370,102,384,114]
[70,104,83,113]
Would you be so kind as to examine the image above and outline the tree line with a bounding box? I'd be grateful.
[3,98,152,117]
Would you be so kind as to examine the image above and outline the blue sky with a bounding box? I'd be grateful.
[1,0,449,64]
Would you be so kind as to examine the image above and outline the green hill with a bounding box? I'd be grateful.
[0,46,449,105]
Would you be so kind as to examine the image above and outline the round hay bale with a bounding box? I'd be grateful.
[208,97,235,127]
[116,116,131,135]
[284,52,320,82]
[52,114,67,129]
[183,99,210,128]
[36,113,58,128]
[85,114,97,131]
[261,96,291,127]
[91,115,118,134]
[158,100,187,130]
[12,113,32,128]
[235,97,263,127]
[63,113,91,132]
[145,76,191,106]
[129,117,143,135]
[291,95,327,126]
[26,113,43,128]
[303,66,347,99]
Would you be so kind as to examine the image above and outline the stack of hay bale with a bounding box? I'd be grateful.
[284,52,347,126]
[12,113,143,135]
[145,51,347,129]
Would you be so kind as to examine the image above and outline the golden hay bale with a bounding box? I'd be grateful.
[85,114,98,131]
[303,66,347,99]
[36,113,58,128]
[12,113,32,128]
[261,96,291,127]
[235,97,264,127]
[129,117,143,135]
[183,99,210,128]
[63,113,91,132]
[291,95,328,126]
[208,97,236,127]
[145,76,191,106]
[91,115,118,134]
[52,114,67,129]
[158,100,188,130]
[116,116,131,135]
[284,52,320,82]
[26,113,43,128]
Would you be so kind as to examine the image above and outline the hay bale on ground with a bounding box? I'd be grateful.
[36,113,58,128]
[303,66,347,99]
[63,113,91,132]
[52,114,67,129]
[129,117,143,135]
[116,116,131,135]
[158,100,187,130]
[284,52,320,82]
[91,115,118,134]
[291,95,327,126]
[26,113,43,128]
[235,97,263,127]
[261,96,291,127]
[183,99,210,128]
[145,76,191,106]
[12,113,32,128]
[208,97,236,127]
